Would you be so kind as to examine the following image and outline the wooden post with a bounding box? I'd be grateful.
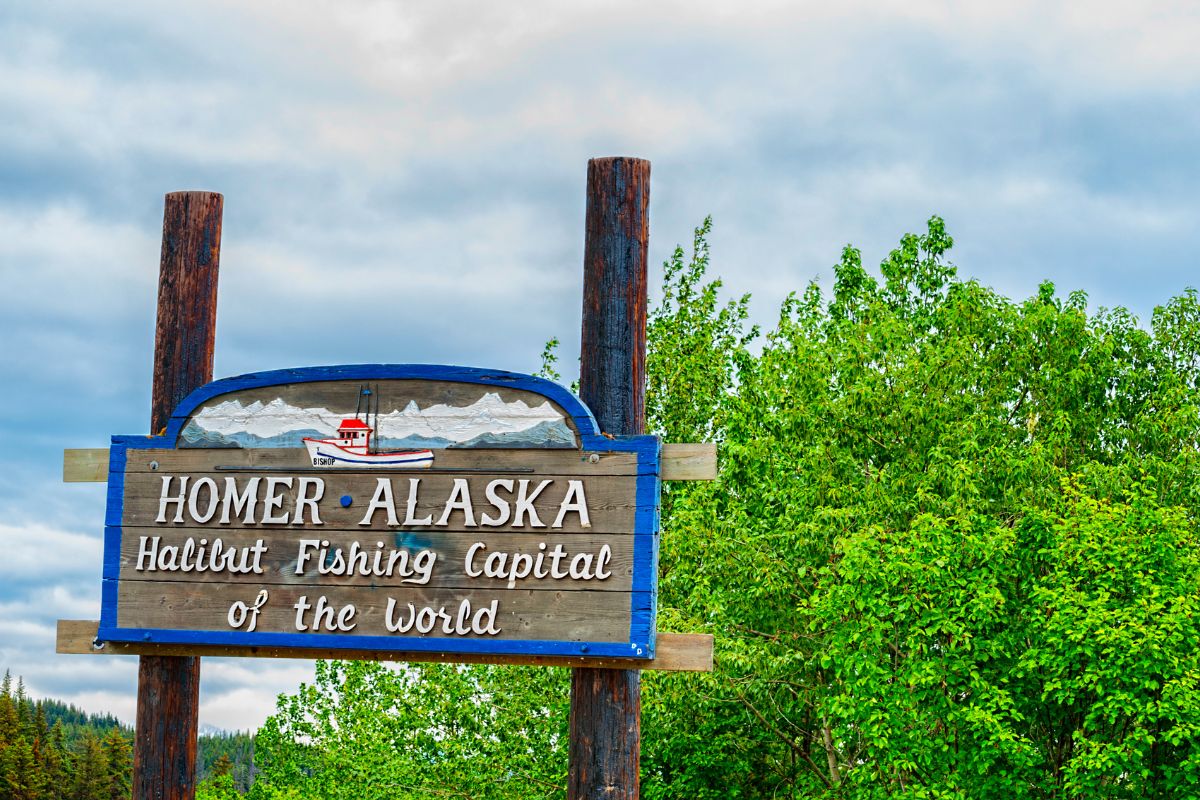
[569,157,651,799]
[134,191,223,800]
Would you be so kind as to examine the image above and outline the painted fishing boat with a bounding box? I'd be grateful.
[302,386,434,468]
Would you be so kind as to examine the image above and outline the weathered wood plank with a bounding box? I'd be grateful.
[64,448,110,482]
[65,442,714,482]
[118,528,636,590]
[120,471,644,533]
[116,580,646,642]
[57,620,713,672]
[126,447,644,475]
[659,443,716,481]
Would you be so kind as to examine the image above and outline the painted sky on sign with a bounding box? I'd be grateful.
[3,1,1200,732]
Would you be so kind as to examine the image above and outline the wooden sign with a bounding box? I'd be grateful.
[99,364,660,659]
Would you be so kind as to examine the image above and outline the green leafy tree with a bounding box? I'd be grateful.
[197,773,242,800]
[647,215,756,446]
[647,217,1200,797]
[535,336,562,382]
[250,217,1200,798]
[252,660,567,799]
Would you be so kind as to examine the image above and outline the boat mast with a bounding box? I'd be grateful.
[354,385,367,421]
[372,384,381,453]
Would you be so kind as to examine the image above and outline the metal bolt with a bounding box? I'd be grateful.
[149,460,159,470]
[588,453,600,464]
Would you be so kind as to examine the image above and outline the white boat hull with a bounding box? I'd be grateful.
[303,438,434,468]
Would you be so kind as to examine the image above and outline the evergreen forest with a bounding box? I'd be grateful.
[0,670,253,800]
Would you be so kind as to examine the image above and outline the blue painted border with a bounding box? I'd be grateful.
[99,364,660,660]
[92,626,652,659]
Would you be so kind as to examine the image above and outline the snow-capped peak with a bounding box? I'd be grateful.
[188,391,567,444]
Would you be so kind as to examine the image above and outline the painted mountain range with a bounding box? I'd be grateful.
[179,392,577,449]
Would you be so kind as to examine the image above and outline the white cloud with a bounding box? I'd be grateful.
[0,521,103,580]
[200,659,317,731]
[200,685,285,733]
[894,1,1200,92]
[53,689,137,725]
[0,205,156,315]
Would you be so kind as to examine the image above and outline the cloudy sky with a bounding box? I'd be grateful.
[3,1,1199,731]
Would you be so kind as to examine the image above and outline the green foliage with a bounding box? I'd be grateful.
[647,215,757,447]
[70,730,108,800]
[198,773,244,800]
[99,728,130,800]
[198,731,256,793]
[644,216,1200,798]
[535,336,562,383]
[1019,486,1200,797]
[211,754,235,779]
[250,660,568,799]
[36,700,123,744]
[249,216,1200,798]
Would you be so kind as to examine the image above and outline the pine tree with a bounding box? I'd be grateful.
[13,680,31,737]
[3,733,42,800]
[211,753,234,779]
[45,723,72,798]
[27,734,49,800]
[32,706,48,750]
[99,729,130,800]
[70,730,108,800]
[0,738,18,800]
[0,678,17,746]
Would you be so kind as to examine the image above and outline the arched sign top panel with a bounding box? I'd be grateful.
[163,364,601,450]
[100,364,659,660]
